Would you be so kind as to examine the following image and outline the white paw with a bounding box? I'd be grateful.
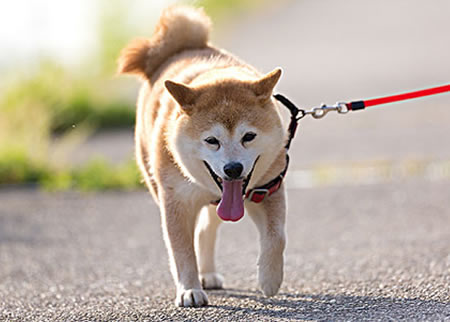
[258,260,283,296]
[175,288,209,307]
[200,272,224,289]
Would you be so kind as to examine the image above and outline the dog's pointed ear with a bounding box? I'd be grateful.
[252,68,282,102]
[165,80,199,112]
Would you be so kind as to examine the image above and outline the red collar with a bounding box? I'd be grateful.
[244,152,289,203]
[245,174,284,203]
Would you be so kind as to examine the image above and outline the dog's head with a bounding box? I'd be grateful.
[165,68,284,221]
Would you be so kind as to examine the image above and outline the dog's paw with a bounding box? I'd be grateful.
[175,288,209,307]
[258,260,283,296]
[200,272,224,289]
[260,276,282,296]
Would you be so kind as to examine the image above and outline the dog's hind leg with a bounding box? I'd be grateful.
[246,187,286,296]
[195,205,224,289]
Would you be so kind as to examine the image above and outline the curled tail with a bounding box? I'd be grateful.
[118,5,211,80]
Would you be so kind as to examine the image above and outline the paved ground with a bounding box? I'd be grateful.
[1,181,449,321]
[2,0,450,320]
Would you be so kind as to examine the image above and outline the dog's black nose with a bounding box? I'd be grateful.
[224,162,243,179]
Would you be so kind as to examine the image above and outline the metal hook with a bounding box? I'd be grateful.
[303,102,349,119]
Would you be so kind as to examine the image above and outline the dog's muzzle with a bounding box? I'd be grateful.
[203,156,259,197]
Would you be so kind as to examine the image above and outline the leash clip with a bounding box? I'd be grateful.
[307,102,349,119]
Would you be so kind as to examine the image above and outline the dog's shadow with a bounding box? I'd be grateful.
[206,288,448,320]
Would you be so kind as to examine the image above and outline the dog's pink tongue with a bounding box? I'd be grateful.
[217,180,244,222]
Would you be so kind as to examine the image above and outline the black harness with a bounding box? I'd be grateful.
[243,94,303,203]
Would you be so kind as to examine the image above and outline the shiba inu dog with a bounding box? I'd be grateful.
[118,5,287,307]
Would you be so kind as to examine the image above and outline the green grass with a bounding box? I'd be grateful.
[0,149,51,186]
[1,63,135,134]
[0,66,141,191]
[0,152,142,191]
[43,159,142,191]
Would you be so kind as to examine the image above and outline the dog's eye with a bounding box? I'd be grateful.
[242,132,257,144]
[205,136,220,146]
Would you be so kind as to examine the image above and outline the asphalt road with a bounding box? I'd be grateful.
[1,181,449,321]
[2,0,450,320]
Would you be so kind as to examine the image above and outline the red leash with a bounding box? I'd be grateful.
[347,84,450,111]
[275,83,450,120]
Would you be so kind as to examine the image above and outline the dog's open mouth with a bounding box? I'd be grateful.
[203,161,223,192]
[203,157,258,222]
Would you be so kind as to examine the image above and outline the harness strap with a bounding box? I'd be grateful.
[245,94,302,203]
[273,94,303,149]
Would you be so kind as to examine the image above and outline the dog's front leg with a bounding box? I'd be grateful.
[195,205,224,289]
[246,187,286,296]
[160,198,208,307]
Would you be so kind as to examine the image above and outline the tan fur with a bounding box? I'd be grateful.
[118,5,211,79]
[119,5,287,307]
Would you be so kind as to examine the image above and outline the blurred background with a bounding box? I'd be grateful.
[0,0,449,191]
[0,0,261,190]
